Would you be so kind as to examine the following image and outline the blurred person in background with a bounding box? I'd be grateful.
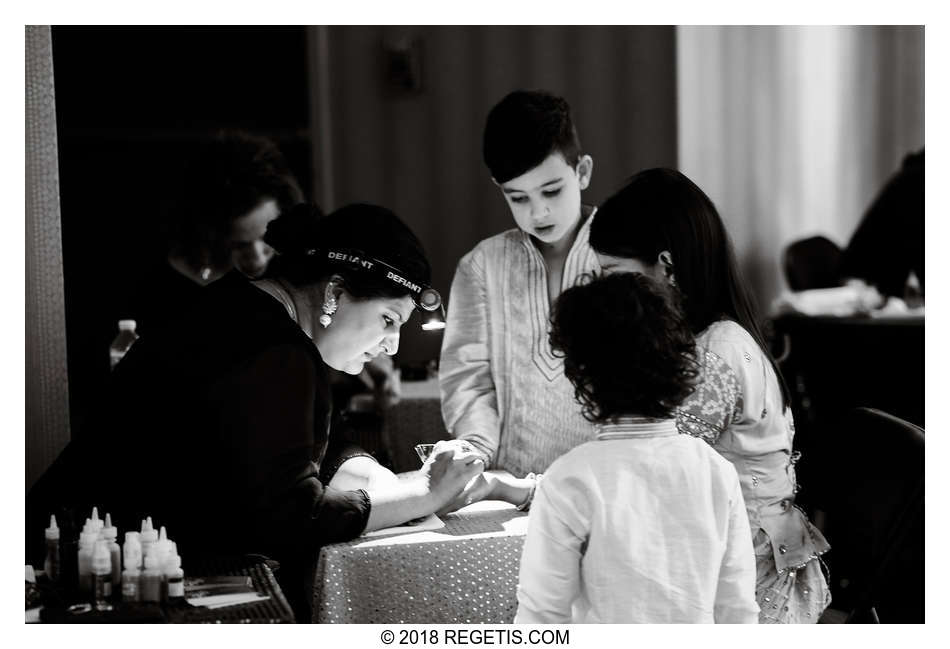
[125,130,304,337]
[840,149,924,305]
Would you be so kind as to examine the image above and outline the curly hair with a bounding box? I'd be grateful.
[549,272,699,423]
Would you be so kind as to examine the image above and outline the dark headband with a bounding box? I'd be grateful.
[307,248,442,313]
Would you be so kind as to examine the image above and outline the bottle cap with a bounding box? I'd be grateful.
[118,319,137,332]
[90,507,102,531]
[45,514,60,541]
[101,513,118,541]
[140,516,158,542]
[124,531,140,545]
[92,541,112,574]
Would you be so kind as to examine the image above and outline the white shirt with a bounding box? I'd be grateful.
[515,417,759,624]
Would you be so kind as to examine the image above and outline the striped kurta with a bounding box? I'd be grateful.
[439,209,600,476]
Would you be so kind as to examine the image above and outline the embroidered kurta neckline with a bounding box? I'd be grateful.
[519,207,597,381]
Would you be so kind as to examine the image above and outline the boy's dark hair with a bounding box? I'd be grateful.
[264,202,432,302]
[483,89,582,183]
[167,130,304,271]
[590,168,790,410]
[550,273,699,423]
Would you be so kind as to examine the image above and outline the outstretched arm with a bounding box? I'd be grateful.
[439,249,501,466]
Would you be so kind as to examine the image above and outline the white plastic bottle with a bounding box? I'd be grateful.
[163,553,185,601]
[77,528,99,596]
[123,531,142,570]
[122,532,143,601]
[140,517,158,562]
[121,540,142,603]
[101,513,122,592]
[141,551,162,603]
[43,514,60,582]
[91,541,114,610]
[109,319,139,369]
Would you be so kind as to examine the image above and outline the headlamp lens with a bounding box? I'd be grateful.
[418,287,442,311]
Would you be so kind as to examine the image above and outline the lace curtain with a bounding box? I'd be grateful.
[677,26,924,309]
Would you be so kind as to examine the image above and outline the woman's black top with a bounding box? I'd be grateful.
[27,272,372,621]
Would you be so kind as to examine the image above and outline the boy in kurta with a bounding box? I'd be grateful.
[438,90,600,510]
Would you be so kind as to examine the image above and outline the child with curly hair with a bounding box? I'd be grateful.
[515,273,759,623]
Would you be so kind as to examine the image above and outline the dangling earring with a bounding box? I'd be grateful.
[200,266,212,281]
[658,251,676,288]
[319,294,338,328]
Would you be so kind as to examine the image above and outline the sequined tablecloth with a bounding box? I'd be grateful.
[313,500,529,623]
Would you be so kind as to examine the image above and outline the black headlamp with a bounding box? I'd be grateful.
[309,248,445,331]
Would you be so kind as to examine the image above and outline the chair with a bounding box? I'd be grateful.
[805,407,924,623]
[783,235,843,291]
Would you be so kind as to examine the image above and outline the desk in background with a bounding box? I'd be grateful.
[772,313,924,514]
[313,500,528,623]
[772,313,924,430]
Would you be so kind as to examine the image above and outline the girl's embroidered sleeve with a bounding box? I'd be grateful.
[676,350,742,445]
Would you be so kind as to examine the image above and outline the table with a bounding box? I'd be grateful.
[313,500,529,623]
[34,555,295,623]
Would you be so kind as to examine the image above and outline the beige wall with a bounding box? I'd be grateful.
[26,26,71,491]
[308,26,679,364]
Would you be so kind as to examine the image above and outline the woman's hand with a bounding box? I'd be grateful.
[422,441,485,511]
[362,441,484,533]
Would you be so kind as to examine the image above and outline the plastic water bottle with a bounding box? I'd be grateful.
[109,320,139,369]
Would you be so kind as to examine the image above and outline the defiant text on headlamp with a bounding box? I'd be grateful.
[314,248,444,320]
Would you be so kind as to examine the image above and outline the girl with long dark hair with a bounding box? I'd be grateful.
[590,168,831,623]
